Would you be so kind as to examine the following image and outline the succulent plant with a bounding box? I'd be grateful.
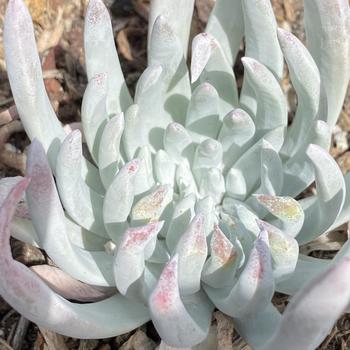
[1,0,350,348]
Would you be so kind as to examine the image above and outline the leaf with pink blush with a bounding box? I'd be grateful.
[0,178,150,338]
[262,256,350,350]
[202,224,244,288]
[114,222,164,296]
[149,255,213,348]
[205,229,274,318]
[175,214,208,295]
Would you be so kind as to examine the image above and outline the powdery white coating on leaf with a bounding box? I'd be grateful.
[132,185,173,222]
[149,255,179,314]
[0,178,150,338]
[176,214,207,295]
[262,256,350,350]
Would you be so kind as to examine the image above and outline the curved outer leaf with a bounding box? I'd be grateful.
[98,113,125,189]
[114,222,163,296]
[191,33,238,114]
[241,57,288,135]
[282,120,332,197]
[148,0,194,58]
[262,256,350,350]
[149,15,191,125]
[81,72,108,163]
[205,230,274,318]
[149,255,213,348]
[31,265,116,302]
[56,130,107,236]
[304,0,350,127]
[240,0,284,115]
[277,29,321,158]
[84,0,132,114]
[27,140,114,286]
[218,109,255,173]
[0,178,150,339]
[296,144,346,244]
[103,159,140,242]
[205,0,244,66]
[4,0,65,165]
[175,214,207,295]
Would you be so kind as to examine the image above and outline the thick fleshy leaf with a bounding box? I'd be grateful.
[166,194,196,251]
[282,120,332,197]
[185,82,221,141]
[218,109,255,173]
[191,33,238,113]
[240,0,283,115]
[163,122,193,164]
[241,57,287,135]
[84,0,131,114]
[56,130,107,236]
[133,64,170,151]
[31,265,116,302]
[81,72,108,163]
[175,214,207,295]
[154,150,176,186]
[195,196,217,236]
[131,185,173,224]
[277,29,321,158]
[103,159,140,242]
[27,140,114,286]
[296,144,346,244]
[149,16,191,124]
[262,256,350,350]
[0,178,150,338]
[98,113,125,189]
[202,224,244,288]
[175,159,198,197]
[148,0,194,58]
[134,146,155,195]
[198,168,225,204]
[226,126,285,200]
[149,255,213,348]
[193,138,223,183]
[254,195,304,238]
[114,222,163,296]
[205,0,244,66]
[233,303,281,349]
[256,220,299,281]
[4,0,65,165]
[304,0,350,127]
[205,230,274,318]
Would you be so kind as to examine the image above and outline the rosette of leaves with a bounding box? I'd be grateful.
[1,0,350,349]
